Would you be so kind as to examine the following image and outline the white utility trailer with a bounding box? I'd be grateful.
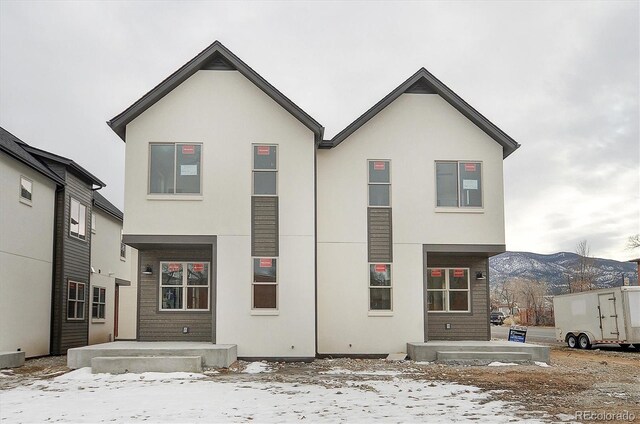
[553,286,640,349]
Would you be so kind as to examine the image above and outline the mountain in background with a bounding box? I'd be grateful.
[489,251,638,295]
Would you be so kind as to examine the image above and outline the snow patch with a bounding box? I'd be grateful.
[534,361,550,368]
[488,362,520,367]
[243,362,272,374]
[320,368,402,376]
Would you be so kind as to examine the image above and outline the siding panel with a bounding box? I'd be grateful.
[425,255,490,341]
[137,247,214,342]
[50,169,93,354]
[251,197,278,257]
[368,208,392,263]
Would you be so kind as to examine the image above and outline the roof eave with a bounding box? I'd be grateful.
[108,41,323,143]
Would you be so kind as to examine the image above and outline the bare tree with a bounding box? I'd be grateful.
[627,234,640,250]
[490,279,519,315]
[571,240,597,292]
[516,278,550,325]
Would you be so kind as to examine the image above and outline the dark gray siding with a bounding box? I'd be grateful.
[368,208,392,263]
[425,254,490,341]
[251,196,278,257]
[138,246,214,342]
[51,170,93,354]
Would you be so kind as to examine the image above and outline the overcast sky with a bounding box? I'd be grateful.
[1,1,638,261]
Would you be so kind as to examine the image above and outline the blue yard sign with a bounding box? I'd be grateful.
[508,325,528,343]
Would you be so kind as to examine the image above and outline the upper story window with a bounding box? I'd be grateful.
[436,161,482,208]
[252,145,277,195]
[368,160,390,207]
[160,262,210,311]
[20,176,33,204]
[91,213,96,233]
[69,197,87,241]
[149,143,202,194]
[426,268,470,312]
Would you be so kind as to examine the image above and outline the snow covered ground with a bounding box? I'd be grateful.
[0,363,544,423]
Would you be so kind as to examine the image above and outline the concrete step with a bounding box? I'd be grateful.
[91,356,203,374]
[0,351,25,369]
[436,351,532,362]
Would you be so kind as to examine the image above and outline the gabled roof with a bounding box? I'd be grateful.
[108,40,324,144]
[93,191,123,221]
[320,68,520,158]
[0,126,65,185]
[20,143,106,188]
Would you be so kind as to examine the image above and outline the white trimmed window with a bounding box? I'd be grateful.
[252,258,277,309]
[435,161,482,208]
[252,145,277,195]
[426,268,470,312]
[91,213,96,233]
[369,263,392,310]
[67,281,86,320]
[149,143,202,194]
[69,197,87,240]
[20,176,33,204]
[368,160,390,207]
[92,287,106,319]
[160,262,210,311]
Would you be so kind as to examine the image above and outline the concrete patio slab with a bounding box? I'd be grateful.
[68,342,237,369]
[91,356,203,374]
[407,341,550,363]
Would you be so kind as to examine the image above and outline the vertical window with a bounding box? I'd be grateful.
[368,160,390,207]
[435,161,482,208]
[92,287,106,319]
[149,143,202,194]
[426,268,470,312]
[252,258,277,309]
[369,264,392,310]
[69,198,87,240]
[252,145,277,195]
[120,230,126,260]
[159,262,209,311]
[91,213,96,233]
[68,281,86,320]
[20,176,33,204]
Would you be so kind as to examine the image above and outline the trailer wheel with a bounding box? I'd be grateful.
[578,334,591,349]
[619,344,630,350]
[566,334,578,348]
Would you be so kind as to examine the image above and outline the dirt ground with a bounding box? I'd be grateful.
[1,346,638,423]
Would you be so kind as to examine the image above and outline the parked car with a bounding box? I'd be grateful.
[490,311,506,325]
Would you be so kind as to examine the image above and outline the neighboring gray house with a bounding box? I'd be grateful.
[0,127,133,357]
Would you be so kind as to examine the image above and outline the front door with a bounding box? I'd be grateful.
[598,293,619,340]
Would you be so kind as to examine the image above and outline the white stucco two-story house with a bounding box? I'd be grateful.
[108,41,519,359]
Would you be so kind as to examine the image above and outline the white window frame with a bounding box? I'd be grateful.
[251,257,278,311]
[148,142,203,195]
[19,176,33,205]
[367,159,391,208]
[159,261,210,311]
[67,280,86,320]
[91,212,96,233]
[251,144,278,196]
[69,197,87,241]
[434,161,483,209]
[426,267,471,313]
[92,286,106,321]
[368,263,392,312]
